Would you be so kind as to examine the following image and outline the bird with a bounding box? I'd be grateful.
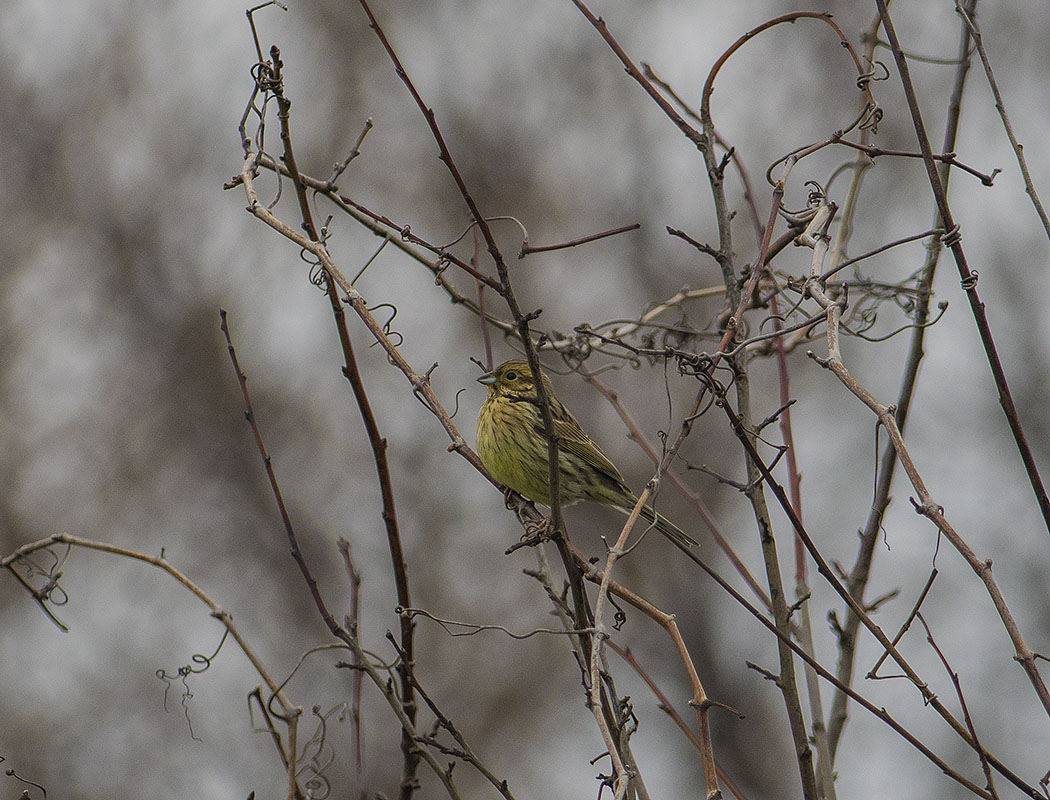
[476,359,696,548]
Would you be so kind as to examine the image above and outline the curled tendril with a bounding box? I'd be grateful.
[2,763,47,800]
[156,628,231,742]
[303,773,331,800]
[803,180,826,206]
[860,102,883,132]
[849,302,881,335]
[367,303,403,347]
[778,181,828,225]
[308,262,326,289]
[17,544,71,607]
[249,60,282,94]
[299,232,337,291]
[844,300,948,343]
[941,223,963,249]
[447,387,467,420]
[610,596,627,632]
[433,251,451,283]
[673,352,716,380]
[296,704,346,800]
[856,59,890,90]
[265,152,283,211]
[441,215,528,252]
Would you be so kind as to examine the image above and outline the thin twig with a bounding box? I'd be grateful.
[916,613,1000,800]
[519,222,640,257]
[337,539,366,794]
[869,570,939,679]
[954,0,1050,240]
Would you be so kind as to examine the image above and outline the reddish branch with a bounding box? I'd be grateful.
[263,47,423,798]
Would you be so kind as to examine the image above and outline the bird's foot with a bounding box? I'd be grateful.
[505,514,554,554]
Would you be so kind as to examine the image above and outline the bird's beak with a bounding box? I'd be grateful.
[477,371,497,386]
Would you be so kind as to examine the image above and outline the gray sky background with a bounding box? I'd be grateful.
[2,2,1050,799]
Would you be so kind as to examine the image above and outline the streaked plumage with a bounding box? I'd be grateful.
[476,359,696,548]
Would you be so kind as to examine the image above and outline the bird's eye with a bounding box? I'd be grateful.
[504,371,518,381]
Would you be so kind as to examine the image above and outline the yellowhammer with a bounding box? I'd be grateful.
[476,359,696,548]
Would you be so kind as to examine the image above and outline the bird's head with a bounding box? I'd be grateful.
[477,359,552,400]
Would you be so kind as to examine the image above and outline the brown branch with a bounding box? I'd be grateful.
[767,280,838,800]
[385,634,517,800]
[3,533,306,799]
[246,8,615,782]
[916,613,1000,800]
[874,0,1050,540]
[226,254,501,798]
[701,12,877,129]
[714,394,1035,799]
[220,310,341,645]
[519,222,640,257]
[325,116,374,191]
[608,642,752,800]
[715,157,820,800]
[589,491,650,796]
[789,207,1050,787]
[820,227,945,281]
[826,3,970,760]
[474,228,494,370]
[352,2,588,651]
[325,286,419,794]
[228,152,518,330]
[569,532,1001,799]
[581,369,772,612]
[339,628,464,800]
[570,14,854,797]
[869,570,939,679]
[834,138,997,185]
[226,153,503,292]
[254,51,425,792]
[337,539,366,794]
[563,535,720,798]
[569,0,707,153]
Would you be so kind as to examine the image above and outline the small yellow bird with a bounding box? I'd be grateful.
[476,359,696,548]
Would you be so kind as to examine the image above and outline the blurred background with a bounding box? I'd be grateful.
[2,1,1049,798]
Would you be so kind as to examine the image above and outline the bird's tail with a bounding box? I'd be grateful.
[638,505,697,549]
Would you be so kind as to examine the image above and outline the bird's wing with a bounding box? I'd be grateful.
[549,415,629,490]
